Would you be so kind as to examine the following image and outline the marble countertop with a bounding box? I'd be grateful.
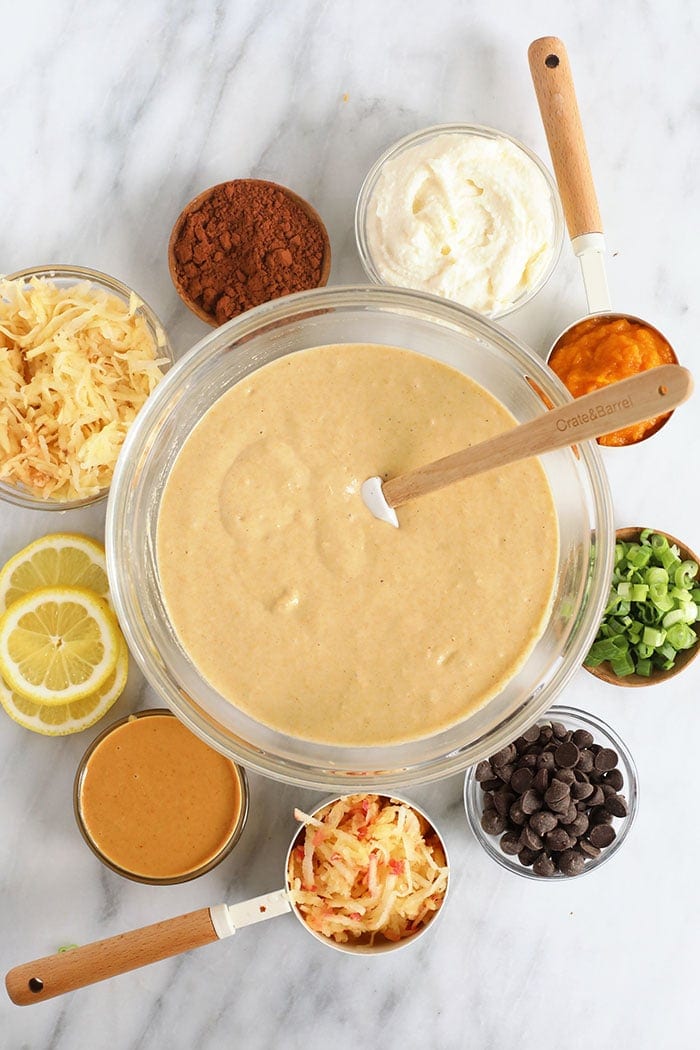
[2,2,698,1047]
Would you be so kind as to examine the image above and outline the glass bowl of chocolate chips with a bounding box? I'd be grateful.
[464,706,638,879]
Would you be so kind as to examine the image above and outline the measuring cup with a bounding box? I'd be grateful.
[528,36,681,443]
[5,793,450,1006]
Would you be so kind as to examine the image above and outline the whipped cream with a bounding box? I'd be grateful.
[364,132,558,316]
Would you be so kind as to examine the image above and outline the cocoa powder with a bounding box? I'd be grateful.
[170,180,328,325]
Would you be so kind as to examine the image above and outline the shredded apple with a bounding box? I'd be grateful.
[0,276,168,500]
[549,315,676,446]
[287,794,448,946]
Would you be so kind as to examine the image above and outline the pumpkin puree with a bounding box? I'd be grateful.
[549,315,676,446]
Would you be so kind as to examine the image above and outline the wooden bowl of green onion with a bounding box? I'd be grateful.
[584,527,700,687]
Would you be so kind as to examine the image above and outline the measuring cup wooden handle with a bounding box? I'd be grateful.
[528,36,602,239]
[5,907,218,1006]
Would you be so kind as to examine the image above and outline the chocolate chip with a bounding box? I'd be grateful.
[500,831,521,855]
[553,768,576,786]
[603,768,624,791]
[493,789,515,818]
[546,827,574,852]
[551,722,568,739]
[496,763,515,784]
[538,726,554,744]
[590,805,613,826]
[587,786,605,807]
[520,789,542,814]
[530,810,558,835]
[595,747,619,772]
[578,839,601,859]
[537,751,556,771]
[588,824,616,848]
[523,725,541,743]
[475,760,493,781]
[480,778,502,792]
[532,768,550,794]
[570,779,594,800]
[576,749,595,773]
[519,753,539,769]
[520,825,543,851]
[558,802,579,826]
[480,809,505,835]
[558,849,586,876]
[548,795,572,815]
[492,745,516,768]
[509,800,527,826]
[533,853,557,877]
[568,813,589,838]
[544,780,569,805]
[483,792,496,810]
[518,847,541,867]
[605,794,629,818]
[572,729,594,748]
[510,767,533,794]
[555,741,580,768]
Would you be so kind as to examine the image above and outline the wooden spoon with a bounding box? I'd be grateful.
[361,365,693,527]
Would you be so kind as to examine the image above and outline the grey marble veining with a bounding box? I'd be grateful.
[2,1,699,1047]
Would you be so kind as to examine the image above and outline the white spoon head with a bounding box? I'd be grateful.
[360,476,399,528]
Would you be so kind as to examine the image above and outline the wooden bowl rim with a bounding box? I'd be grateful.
[167,178,332,327]
[585,526,700,687]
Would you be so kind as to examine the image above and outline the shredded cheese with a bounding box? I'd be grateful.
[0,276,169,501]
[287,794,448,946]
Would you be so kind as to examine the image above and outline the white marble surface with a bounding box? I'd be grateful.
[1,1,699,1047]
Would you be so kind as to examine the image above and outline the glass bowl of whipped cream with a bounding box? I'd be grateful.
[355,124,564,320]
[107,284,612,791]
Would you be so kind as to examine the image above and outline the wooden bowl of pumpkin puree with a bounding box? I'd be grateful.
[74,709,249,883]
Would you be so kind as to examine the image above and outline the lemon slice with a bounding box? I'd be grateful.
[0,640,129,735]
[0,587,121,705]
[0,533,109,613]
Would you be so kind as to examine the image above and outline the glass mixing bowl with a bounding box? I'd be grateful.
[106,285,614,789]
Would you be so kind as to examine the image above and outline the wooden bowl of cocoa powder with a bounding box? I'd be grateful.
[168,179,331,326]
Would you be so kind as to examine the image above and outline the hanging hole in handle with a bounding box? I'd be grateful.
[545,54,560,68]
[659,384,668,396]
[28,976,44,993]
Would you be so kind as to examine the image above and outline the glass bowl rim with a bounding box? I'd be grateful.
[463,703,639,880]
[354,121,565,321]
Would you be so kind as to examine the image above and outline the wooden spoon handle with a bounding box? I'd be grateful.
[383,366,692,509]
[528,36,602,239]
[5,907,218,1006]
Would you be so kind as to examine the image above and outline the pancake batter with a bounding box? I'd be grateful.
[156,343,558,746]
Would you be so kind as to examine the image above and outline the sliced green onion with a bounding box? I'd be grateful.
[643,626,666,647]
[676,561,698,588]
[586,531,699,677]
[666,623,697,651]
[610,652,635,676]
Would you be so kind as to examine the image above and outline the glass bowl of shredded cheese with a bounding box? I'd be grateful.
[286,793,450,953]
[0,265,172,510]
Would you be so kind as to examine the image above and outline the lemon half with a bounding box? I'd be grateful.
[0,640,129,735]
[0,587,122,705]
[0,533,108,613]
